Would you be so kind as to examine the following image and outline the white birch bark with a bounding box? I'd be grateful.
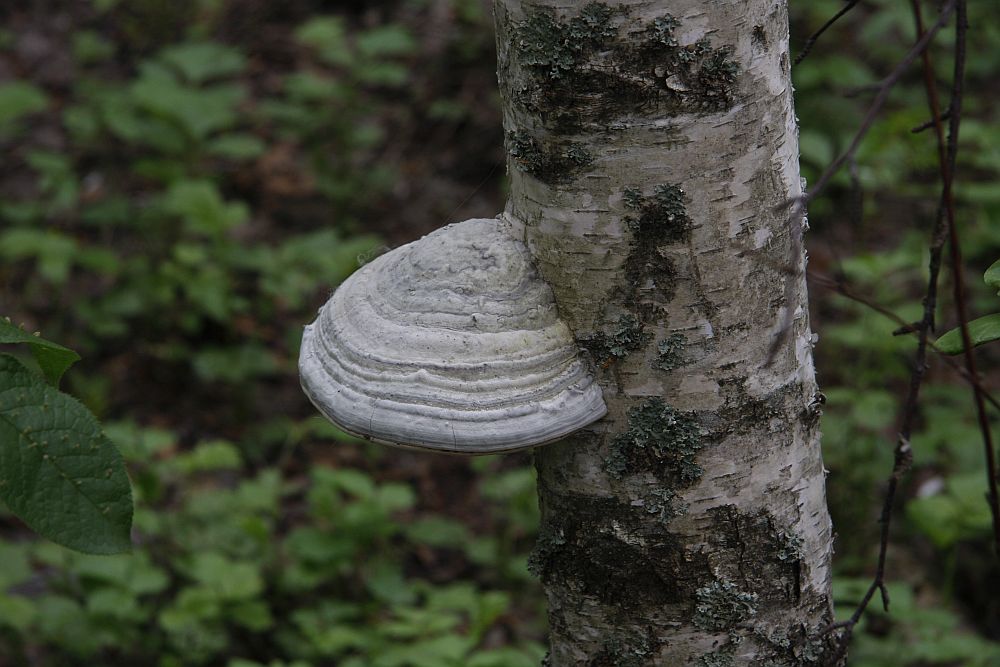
[492,1,837,664]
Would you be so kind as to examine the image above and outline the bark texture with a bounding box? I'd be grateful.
[493,1,837,664]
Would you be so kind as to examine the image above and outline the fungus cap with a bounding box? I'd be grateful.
[299,217,606,454]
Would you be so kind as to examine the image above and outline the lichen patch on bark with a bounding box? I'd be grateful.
[505,129,594,182]
[606,397,703,484]
[496,0,836,663]
[506,3,741,133]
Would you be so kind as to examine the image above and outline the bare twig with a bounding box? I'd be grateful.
[767,0,957,367]
[793,0,957,211]
[911,105,952,133]
[822,1,967,662]
[932,1,1000,558]
[794,0,862,66]
[808,271,1000,412]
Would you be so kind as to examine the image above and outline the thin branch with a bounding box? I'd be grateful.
[767,0,957,366]
[823,0,964,661]
[934,1,1000,558]
[794,0,862,66]
[911,105,952,133]
[794,0,957,211]
[808,270,1000,412]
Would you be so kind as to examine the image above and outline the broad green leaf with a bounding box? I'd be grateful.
[295,16,354,66]
[0,354,132,553]
[72,30,115,64]
[404,516,470,548]
[984,258,1000,293]
[0,317,80,385]
[206,133,266,160]
[130,75,244,142]
[0,228,78,285]
[185,552,263,600]
[0,542,32,590]
[159,42,246,83]
[0,81,48,129]
[468,647,541,667]
[908,472,994,548]
[0,594,37,632]
[284,71,345,101]
[357,26,416,59]
[170,439,242,473]
[935,313,1000,354]
[164,179,249,235]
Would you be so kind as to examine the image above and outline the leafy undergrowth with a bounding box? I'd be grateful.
[0,423,546,666]
[1,0,1000,664]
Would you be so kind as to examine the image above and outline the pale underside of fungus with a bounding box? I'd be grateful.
[299,216,607,454]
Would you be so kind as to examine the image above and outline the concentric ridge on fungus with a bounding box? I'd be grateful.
[299,217,607,454]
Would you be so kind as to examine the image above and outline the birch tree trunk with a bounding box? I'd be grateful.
[492,1,837,664]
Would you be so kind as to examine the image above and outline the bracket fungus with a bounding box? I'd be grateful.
[299,216,607,454]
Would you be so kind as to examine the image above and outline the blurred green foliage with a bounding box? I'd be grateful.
[1,0,999,664]
[0,424,544,665]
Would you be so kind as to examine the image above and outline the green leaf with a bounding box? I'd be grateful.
[0,228,78,285]
[72,30,116,65]
[0,317,80,386]
[130,73,244,142]
[404,516,471,548]
[185,552,263,600]
[158,42,246,84]
[205,133,266,160]
[907,472,994,548]
[984,258,1000,293]
[467,647,541,667]
[357,25,416,59]
[295,16,354,66]
[169,439,242,473]
[164,179,249,235]
[0,594,37,632]
[0,354,132,553]
[0,81,48,129]
[935,313,1000,354]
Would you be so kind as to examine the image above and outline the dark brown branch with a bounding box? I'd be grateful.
[793,0,957,211]
[767,0,956,367]
[808,271,1000,412]
[934,1,1000,559]
[911,105,952,133]
[822,1,964,662]
[794,0,862,66]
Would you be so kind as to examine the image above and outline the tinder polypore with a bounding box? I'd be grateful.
[299,217,606,454]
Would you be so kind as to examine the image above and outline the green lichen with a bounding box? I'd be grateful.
[692,579,758,632]
[752,25,768,48]
[591,630,654,667]
[693,47,741,111]
[654,333,687,371]
[606,398,702,482]
[643,487,686,522]
[528,490,697,606]
[648,15,681,48]
[756,626,830,666]
[634,21,740,112]
[621,184,689,304]
[775,530,804,562]
[508,5,740,130]
[624,183,691,242]
[704,506,805,605]
[698,644,736,667]
[527,524,566,577]
[516,2,616,82]
[506,129,593,182]
[580,313,650,363]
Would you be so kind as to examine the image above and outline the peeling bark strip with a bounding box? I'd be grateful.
[494,1,836,664]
